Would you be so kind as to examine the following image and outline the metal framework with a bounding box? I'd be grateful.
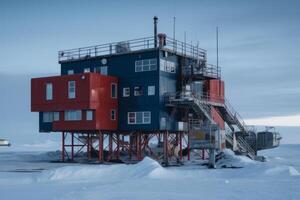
[61,131,191,166]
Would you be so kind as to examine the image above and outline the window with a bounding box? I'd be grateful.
[123,87,130,97]
[43,112,53,122]
[46,83,53,100]
[135,58,157,72]
[68,81,76,99]
[86,110,93,121]
[64,110,82,121]
[100,66,108,75]
[128,112,136,124]
[67,70,74,75]
[111,83,117,98]
[111,109,116,120]
[127,111,151,124]
[148,86,155,96]
[143,112,151,124]
[134,86,143,96]
[160,59,176,73]
[84,68,90,73]
[53,112,60,121]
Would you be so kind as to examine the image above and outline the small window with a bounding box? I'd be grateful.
[136,112,143,124]
[128,112,136,124]
[111,109,116,120]
[86,110,93,121]
[46,83,53,100]
[111,83,117,98]
[134,86,143,96]
[143,112,151,124]
[68,81,76,99]
[43,112,53,122]
[84,68,90,73]
[67,70,74,75]
[64,110,82,121]
[123,87,130,97]
[148,86,155,96]
[100,66,108,75]
[53,112,60,121]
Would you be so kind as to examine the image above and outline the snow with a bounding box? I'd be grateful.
[0,145,300,200]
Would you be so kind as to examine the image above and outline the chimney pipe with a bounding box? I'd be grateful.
[153,16,158,48]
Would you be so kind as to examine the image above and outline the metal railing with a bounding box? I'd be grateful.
[164,37,206,61]
[183,63,221,79]
[58,36,207,62]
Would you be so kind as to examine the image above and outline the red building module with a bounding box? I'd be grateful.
[31,73,118,132]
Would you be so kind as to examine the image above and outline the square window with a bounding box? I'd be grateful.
[67,70,74,75]
[43,112,53,123]
[123,87,130,97]
[134,86,143,96]
[84,68,90,73]
[86,110,93,121]
[148,86,155,96]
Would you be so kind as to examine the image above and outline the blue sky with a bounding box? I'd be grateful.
[0,0,300,145]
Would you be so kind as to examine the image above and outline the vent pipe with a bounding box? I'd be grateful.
[153,16,158,48]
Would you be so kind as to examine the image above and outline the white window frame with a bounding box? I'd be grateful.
[134,86,143,96]
[111,83,117,98]
[127,111,151,124]
[46,83,53,100]
[111,109,116,120]
[123,87,130,97]
[64,110,82,121]
[67,69,74,75]
[135,58,157,72]
[147,86,155,96]
[86,110,93,121]
[84,68,90,73]
[68,81,76,99]
[53,112,60,121]
[128,112,136,124]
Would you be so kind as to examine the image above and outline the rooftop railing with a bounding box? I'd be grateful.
[58,36,207,63]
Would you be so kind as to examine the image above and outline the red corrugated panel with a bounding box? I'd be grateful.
[31,73,118,131]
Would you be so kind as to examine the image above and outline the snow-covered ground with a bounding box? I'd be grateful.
[0,145,299,200]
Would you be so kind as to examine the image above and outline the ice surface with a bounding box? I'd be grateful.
[0,145,299,200]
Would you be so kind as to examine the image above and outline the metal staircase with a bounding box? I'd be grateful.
[212,99,256,159]
[165,92,214,123]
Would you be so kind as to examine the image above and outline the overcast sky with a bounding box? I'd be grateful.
[0,0,299,145]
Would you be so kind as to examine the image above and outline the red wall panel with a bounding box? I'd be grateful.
[31,73,118,131]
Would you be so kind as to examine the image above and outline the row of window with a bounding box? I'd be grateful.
[42,110,116,122]
[128,111,151,124]
[45,81,117,101]
[135,58,157,72]
[67,66,108,75]
[122,86,155,97]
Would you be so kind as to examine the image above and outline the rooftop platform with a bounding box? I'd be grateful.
[58,36,207,63]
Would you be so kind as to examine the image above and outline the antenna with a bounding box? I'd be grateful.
[216,26,219,73]
[173,16,176,40]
